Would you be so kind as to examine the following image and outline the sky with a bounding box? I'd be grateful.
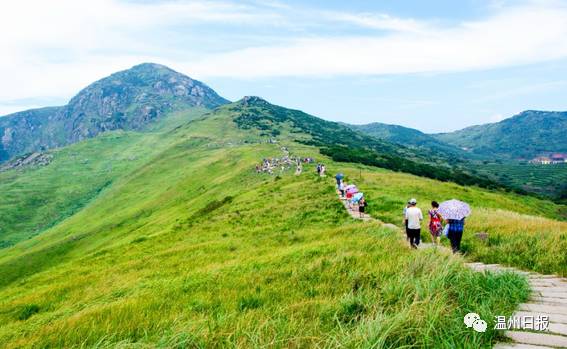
[1,0,567,132]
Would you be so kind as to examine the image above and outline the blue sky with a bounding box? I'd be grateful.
[1,0,567,132]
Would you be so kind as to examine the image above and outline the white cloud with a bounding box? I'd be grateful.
[323,12,430,33]
[187,3,567,78]
[0,0,282,109]
[1,0,567,115]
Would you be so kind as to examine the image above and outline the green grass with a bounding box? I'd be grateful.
[0,108,208,248]
[0,159,528,348]
[2,104,565,347]
[327,165,567,276]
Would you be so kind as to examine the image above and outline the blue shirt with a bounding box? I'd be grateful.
[448,218,465,233]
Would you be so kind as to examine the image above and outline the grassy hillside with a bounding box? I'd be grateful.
[0,108,207,249]
[1,100,565,347]
[434,110,567,159]
[335,166,567,276]
[0,136,527,348]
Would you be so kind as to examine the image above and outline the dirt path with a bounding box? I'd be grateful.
[336,189,567,348]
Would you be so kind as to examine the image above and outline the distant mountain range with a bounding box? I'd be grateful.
[0,63,507,194]
[0,63,228,162]
[2,63,565,164]
[347,122,466,158]
[349,110,567,160]
[434,110,567,159]
[1,62,565,202]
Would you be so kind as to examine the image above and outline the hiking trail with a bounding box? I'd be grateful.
[335,184,567,348]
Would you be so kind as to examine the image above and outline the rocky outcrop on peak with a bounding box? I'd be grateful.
[0,152,53,172]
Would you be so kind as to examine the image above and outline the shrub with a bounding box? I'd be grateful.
[237,296,263,311]
[17,304,40,321]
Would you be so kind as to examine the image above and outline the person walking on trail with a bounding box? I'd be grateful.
[335,174,343,187]
[403,201,411,242]
[358,197,367,218]
[428,201,444,246]
[338,181,346,199]
[447,218,465,253]
[405,198,423,249]
[437,199,470,254]
[316,164,321,176]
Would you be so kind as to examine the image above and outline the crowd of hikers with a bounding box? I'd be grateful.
[402,198,467,253]
[335,175,368,219]
[335,172,468,254]
[256,153,469,254]
[255,147,315,175]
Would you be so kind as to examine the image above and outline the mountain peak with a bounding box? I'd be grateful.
[238,96,271,107]
[116,62,187,79]
[0,63,230,162]
[131,62,170,70]
[67,63,229,111]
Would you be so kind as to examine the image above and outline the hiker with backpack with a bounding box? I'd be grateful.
[428,201,444,246]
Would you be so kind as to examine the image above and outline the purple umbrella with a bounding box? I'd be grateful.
[438,199,471,220]
[346,187,359,194]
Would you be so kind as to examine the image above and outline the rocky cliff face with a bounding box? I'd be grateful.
[0,63,229,162]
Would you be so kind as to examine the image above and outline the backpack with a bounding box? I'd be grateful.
[429,210,442,232]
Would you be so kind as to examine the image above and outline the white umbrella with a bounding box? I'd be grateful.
[438,199,471,220]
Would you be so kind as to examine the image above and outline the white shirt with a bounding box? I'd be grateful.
[405,206,423,229]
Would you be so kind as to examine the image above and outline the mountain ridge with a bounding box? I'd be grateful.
[346,121,466,158]
[225,96,509,191]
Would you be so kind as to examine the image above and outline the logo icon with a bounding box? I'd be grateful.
[464,312,487,333]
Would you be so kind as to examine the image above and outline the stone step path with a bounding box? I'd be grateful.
[339,196,373,221]
[336,188,567,348]
[470,264,567,349]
